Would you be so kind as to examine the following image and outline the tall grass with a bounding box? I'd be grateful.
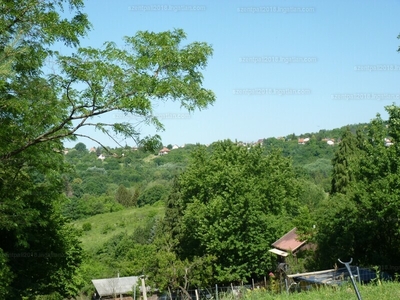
[72,204,164,252]
[227,281,400,300]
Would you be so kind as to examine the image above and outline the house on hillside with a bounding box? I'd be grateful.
[298,138,310,145]
[172,144,179,150]
[98,154,106,161]
[269,228,309,262]
[385,138,394,147]
[322,138,335,145]
[89,147,96,153]
[158,147,170,155]
[327,140,334,145]
[256,138,264,145]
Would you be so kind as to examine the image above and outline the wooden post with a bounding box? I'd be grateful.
[264,276,267,288]
[215,284,218,300]
[141,276,147,300]
[252,278,254,289]
[195,289,199,300]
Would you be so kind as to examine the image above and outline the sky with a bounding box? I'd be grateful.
[61,0,400,148]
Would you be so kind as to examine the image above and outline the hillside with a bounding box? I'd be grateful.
[65,121,378,298]
[73,204,164,253]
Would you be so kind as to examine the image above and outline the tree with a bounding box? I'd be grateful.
[316,105,400,271]
[1,28,215,159]
[137,183,170,207]
[0,0,215,297]
[164,140,302,283]
[115,184,134,207]
[330,126,360,195]
[74,142,87,152]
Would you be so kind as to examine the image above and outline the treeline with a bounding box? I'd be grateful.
[61,144,196,219]
[62,121,367,221]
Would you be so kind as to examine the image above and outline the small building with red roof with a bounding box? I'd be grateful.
[269,227,307,258]
[158,147,170,155]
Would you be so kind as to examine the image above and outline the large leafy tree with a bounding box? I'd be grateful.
[164,140,302,283]
[316,105,400,270]
[0,0,215,297]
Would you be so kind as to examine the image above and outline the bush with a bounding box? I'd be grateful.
[82,222,92,232]
[101,224,115,234]
[137,184,170,207]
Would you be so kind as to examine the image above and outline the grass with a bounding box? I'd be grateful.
[72,204,165,253]
[143,154,157,162]
[237,281,400,300]
[74,281,400,300]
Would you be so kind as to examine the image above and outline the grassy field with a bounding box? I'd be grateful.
[72,203,165,252]
[238,281,400,300]
[74,281,400,300]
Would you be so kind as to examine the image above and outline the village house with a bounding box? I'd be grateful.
[298,138,310,145]
[385,138,394,147]
[322,138,335,145]
[158,147,170,155]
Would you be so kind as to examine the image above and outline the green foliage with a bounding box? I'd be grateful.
[115,184,135,207]
[137,183,171,207]
[82,223,92,232]
[62,195,124,220]
[316,105,400,270]
[74,142,87,152]
[164,140,302,283]
[101,224,116,235]
[0,0,215,297]
[330,126,360,195]
[0,249,12,298]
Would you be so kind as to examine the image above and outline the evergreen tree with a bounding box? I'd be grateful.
[330,126,359,195]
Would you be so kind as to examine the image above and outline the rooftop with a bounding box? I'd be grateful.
[271,227,306,253]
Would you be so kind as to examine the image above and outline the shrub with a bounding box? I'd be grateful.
[82,223,92,232]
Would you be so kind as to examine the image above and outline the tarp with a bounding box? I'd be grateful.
[288,267,378,285]
[92,276,139,297]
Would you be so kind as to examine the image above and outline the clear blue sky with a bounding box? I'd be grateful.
[62,0,400,148]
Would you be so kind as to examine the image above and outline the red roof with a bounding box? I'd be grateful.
[272,228,306,253]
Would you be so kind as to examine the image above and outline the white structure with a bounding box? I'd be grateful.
[384,138,394,147]
[92,276,144,299]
